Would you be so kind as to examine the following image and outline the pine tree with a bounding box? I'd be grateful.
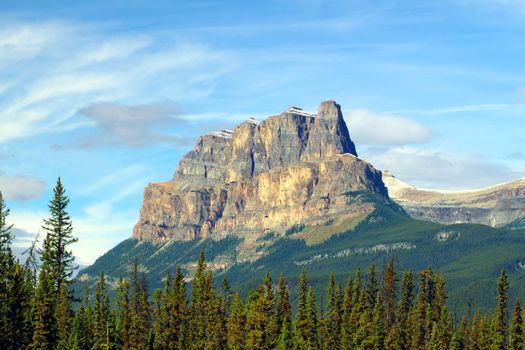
[341,275,354,349]
[5,263,32,349]
[116,278,131,350]
[366,264,379,309]
[397,271,414,350]
[0,191,15,347]
[93,272,111,350]
[305,287,319,349]
[0,191,13,252]
[323,273,342,349]
[276,273,292,332]
[293,268,310,349]
[41,177,77,292]
[129,262,151,350]
[509,299,524,350]
[55,283,72,349]
[169,267,187,349]
[276,315,293,350]
[227,293,246,350]
[245,274,278,350]
[68,289,94,350]
[30,269,57,350]
[492,270,509,350]
[381,259,398,333]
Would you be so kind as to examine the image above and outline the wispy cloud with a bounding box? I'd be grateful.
[0,20,234,144]
[72,101,189,148]
[345,109,431,145]
[387,104,525,116]
[0,176,46,201]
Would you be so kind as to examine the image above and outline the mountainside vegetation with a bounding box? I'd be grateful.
[79,192,525,316]
[3,180,525,349]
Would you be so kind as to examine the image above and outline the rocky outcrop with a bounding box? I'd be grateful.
[383,172,525,227]
[132,101,387,243]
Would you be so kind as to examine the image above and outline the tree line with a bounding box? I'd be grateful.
[0,179,524,349]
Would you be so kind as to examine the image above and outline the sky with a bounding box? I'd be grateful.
[1,0,524,265]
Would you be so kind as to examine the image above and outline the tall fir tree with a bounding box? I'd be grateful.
[41,177,77,292]
[68,288,94,350]
[509,299,524,350]
[93,272,112,350]
[492,270,509,350]
[5,263,32,350]
[276,273,292,333]
[323,273,342,350]
[129,262,151,350]
[381,259,398,333]
[29,269,57,350]
[227,293,246,350]
[116,278,131,350]
[0,191,15,348]
[55,283,73,349]
[341,275,354,349]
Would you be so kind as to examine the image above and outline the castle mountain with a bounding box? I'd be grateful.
[79,100,525,314]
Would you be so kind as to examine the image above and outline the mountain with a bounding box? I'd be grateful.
[383,172,525,227]
[78,100,525,314]
[132,101,386,262]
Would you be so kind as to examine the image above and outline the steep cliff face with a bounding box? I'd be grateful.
[383,172,525,226]
[132,101,387,245]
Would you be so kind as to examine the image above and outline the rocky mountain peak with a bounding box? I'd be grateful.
[133,101,387,251]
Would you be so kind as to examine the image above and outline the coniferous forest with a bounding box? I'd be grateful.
[1,179,524,350]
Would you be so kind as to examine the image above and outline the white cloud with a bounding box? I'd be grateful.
[0,20,234,144]
[75,101,188,147]
[366,146,520,190]
[345,109,432,145]
[388,104,525,116]
[0,176,46,201]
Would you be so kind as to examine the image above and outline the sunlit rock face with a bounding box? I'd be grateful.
[132,101,387,243]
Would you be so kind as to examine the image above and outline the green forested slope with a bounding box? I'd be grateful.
[78,192,525,314]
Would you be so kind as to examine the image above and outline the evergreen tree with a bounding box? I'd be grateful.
[397,271,414,350]
[55,283,72,349]
[276,315,293,350]
[304,287,319,349]
[293,268,310,349]
[41,177,77,292]
[0,191,15,348]
[5,263,32,350]
[366,264,379,309]
[381,259,398,332]
[115,278,131,350]
[30,269,57,350]
[227,293,246,350]
[323,274,342,349]
[129,262,151,350]
[93,272,111,350]
[341,275,354,349]
[276,273,292,333]
[68,289,94,350]
[509,299,524,350]
[187,252,221,349]
[492,270,509,350]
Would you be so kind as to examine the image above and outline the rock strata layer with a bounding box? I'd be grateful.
[383,172,525,227]
[132,101,387,243]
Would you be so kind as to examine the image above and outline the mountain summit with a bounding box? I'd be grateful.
[132,101,387,260]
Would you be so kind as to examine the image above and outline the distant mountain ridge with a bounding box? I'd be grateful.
[383,172,525,227]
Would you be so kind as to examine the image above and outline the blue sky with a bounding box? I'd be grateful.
[1,0,524,264]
